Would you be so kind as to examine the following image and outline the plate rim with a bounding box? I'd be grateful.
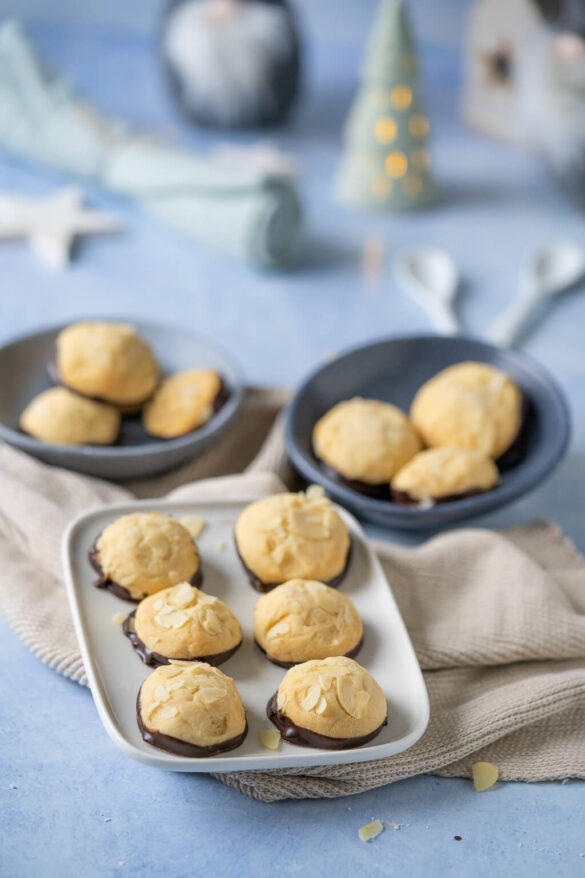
[284,333,572,524]
[61,496,430,773]
[0,317,244,459]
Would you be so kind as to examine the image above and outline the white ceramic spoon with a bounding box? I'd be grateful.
[393,247,461,335]
[489,241,585,347]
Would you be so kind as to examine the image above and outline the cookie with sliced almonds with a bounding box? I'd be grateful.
[125,582,242,667]
[142,369,225,438]
[235,489,351,592]
[56,321,159,406]
[267,656,387,749]
[91,512,201,601]
[137,662,247,756]
[20,386,120,446]
[392,447,499,505]
[254,579,362,667]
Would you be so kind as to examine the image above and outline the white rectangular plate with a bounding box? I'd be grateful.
[62,498,429,772]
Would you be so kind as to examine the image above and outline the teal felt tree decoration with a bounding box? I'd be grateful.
[335,0,435,210]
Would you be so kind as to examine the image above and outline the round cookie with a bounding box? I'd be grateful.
[138,662,247,757]
[91,512,201,601]
[235,490,351,592]
[392,447,499,505]
[125,582,242,667]
[20,387,120,446]
[411,362,523,460]
[267,656,387,749]
[313,398,421,494]
[254,579,363,667]
[56,321,159,406]
[143,369,225,439]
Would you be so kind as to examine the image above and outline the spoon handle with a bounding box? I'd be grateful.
[489,284,541,347]
[429,300,461,335]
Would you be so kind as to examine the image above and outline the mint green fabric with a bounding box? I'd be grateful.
[0,20,302,268]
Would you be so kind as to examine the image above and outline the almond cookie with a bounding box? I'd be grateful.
[254,579,362,667]
[392,447,499,505]
[20,387,120,446]
[125,582,242,667]
[313,398,421,496]
[411,362,523,460]
[137,662,247,757]
[142,369,226,439]
[235,489,351,592]
[91,512,201,601]
[267,656,387,749]
[56,321,159,406]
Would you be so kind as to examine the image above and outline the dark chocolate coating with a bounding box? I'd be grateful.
[495,395,533,472]
[234,536,352,593]
[266,693,387,750]
[90,540,202,603]
[123,609,242,668]
[137,693,247,757]
[391,487,489,506]
[314,459,391,499]
[255,634,363,669]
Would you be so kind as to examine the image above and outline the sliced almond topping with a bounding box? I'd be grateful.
[319,674,335,690]
[154,684,170,703]
[276,690,287,712]
[169,582,195,607]
[153,597,164,612]
[266,620,291,640]
[170,659,196,667]
[158,704,179,719]
[337,675,368,718]
[315,694,328,715]
[306,484,325,499]
[201,608,222,635]
[112,612,126,626]
[199,687,223,705]
[156,609,190,629]
[358,820,384,842]
[180,515,206,539]
[260,729,281,751]
[157,665,183,678]
[300,685,321,711]
[344,604,355,625]
[472,762,499,792]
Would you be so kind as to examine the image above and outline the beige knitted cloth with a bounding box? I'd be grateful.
[1,388,584,803]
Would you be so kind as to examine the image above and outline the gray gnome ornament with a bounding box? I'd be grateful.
[161,0,301,129]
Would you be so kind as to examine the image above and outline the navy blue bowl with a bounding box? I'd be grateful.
[285,335,571,530]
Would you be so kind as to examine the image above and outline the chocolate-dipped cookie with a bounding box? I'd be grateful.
[92,512,201,601]
[411,362,523,460]
[137,662,247,757]
[234,490,351,592]
[125,581,241,667]
[20,387,120,446]
[313,398,421,496]
[254,579,362,667]
[56,321,159,406]
[267,656,387,749]
[392,447,499,505]
[142,369,227,439]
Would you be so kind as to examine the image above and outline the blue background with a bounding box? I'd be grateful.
[1,1,584,876]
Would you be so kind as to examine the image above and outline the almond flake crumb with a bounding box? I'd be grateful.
[260,730,281,751]
[215,540,226,550]
[180,516,206,540]
[306,484,325,499]
[472,761,499,792]
[112,613,126,626]
[358,819,384,842]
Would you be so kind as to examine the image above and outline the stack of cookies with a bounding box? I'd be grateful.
[91,489,388,757]
[313,361,525,507]
[20,321,227,446]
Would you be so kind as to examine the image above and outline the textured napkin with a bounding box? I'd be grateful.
[0,21,302,268]
[0,388,584,802]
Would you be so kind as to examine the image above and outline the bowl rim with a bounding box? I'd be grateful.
[284,332,572,521]
[0,318,244,460]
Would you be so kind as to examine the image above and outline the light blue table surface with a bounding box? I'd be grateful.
[1,2,584,876]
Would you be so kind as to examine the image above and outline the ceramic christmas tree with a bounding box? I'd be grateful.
[336,0,435,210]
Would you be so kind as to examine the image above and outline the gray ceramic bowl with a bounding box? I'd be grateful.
[0,320,243,481]
[285,335,571,529]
